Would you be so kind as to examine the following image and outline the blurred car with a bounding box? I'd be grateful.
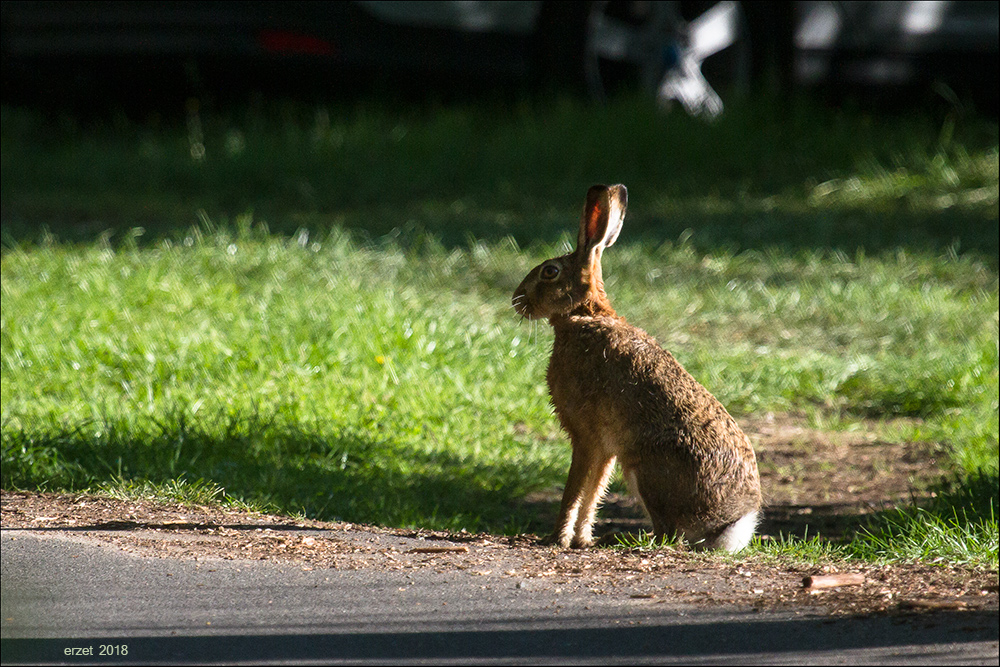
[795,1,998,106]
[2,1,997,113]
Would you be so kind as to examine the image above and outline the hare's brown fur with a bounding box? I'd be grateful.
[513,185,761,551]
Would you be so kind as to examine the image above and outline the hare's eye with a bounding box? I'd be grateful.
[540,264,560,281]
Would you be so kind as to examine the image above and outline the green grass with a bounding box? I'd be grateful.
[2,93,997,566]
[848,469,999,565]
[738,471,999,566]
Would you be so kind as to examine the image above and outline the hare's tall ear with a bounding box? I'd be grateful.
[576,184,628,261]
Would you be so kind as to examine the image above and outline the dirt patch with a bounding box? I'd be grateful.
[741,412,945,542]
[2,415,994,617]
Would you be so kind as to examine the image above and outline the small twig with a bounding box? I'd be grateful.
[802,573,866,590]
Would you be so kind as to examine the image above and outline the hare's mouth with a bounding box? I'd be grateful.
[511,291,536,319]
[511,295,529,318]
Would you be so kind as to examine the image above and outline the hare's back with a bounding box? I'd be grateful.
[552,315,755,454]
[552,315,713,411]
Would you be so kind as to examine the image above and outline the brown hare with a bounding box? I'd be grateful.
[512,184,761,552]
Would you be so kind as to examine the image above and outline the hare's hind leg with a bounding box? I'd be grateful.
[629,461,759,552]
[546,445,616,548]
[623,465,687,545]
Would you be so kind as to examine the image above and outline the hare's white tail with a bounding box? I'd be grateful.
[704,510,759,553]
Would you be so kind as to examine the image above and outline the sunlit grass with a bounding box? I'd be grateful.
[846,470,999,566]
[851,506,998,566]
[3,224,996,551]
[95,476,237,509]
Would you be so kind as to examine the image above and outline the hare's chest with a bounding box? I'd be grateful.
[546,329,632,455]
[547,375,628,458]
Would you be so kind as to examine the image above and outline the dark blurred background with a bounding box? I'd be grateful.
[2,1,998,258]
[3,1,998,115]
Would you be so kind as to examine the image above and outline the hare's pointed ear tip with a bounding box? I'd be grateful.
[604,184,627,206]
[588,184,627,205]
[614,184,627,205]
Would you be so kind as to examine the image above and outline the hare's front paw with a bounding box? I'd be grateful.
[540,530,595,548]
[540,532,576,548]
[539,532,562,547]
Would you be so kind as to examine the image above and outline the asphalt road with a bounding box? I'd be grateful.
[2,531,997,665]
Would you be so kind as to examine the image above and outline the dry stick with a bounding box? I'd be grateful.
[407,546,470,554]
[802,573,866,590]
[898,598,968,611]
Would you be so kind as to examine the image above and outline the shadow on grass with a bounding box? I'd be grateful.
[850,469,999,538]
[3,94,997,263]
[3,196,997,266]
[0,413,552,536]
